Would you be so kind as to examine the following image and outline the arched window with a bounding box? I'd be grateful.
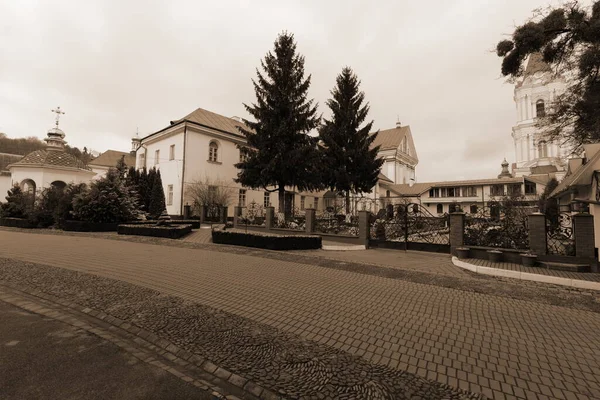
[208,141,219,162]
[536,100,546,117]
[51,181,66,190]
[538,140,548,158]
[20,179,36,194]
[436,204,443,214]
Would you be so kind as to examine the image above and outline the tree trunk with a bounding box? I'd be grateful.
[278,186,285,216]
[345,191,350,215]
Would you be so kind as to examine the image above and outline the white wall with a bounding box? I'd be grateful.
[0,174,12,199]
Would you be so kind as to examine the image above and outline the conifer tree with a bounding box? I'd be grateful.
[148,169,166,219]
[116,155,127,180]
[235,32,321,216]
[319,67,383,214]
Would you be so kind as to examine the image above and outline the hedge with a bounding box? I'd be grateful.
[0,217,36,229]
[212,228,321,250]
[125,220,201,229]
[118,224,192,239]
[62,220,119,232]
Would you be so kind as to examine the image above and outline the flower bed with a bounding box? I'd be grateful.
[0,217,36,229]
[125,220,201,229]
[62,220,119,232]
[212,227,321,250]
[117,224,192,239]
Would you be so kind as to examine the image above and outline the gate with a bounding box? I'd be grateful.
[204,203,222,223]
[370,203,450,253]
[546,212,575,256]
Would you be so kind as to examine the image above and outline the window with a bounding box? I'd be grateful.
[386,190,390,197]
[167,185,173,206]
[139,153,145,167]
[209,142,219,162]
[263,192,270,207]
[447,187,456,197]
[300,196,305,210]
[508,184,522,196]
[154,150,159,166]
[429,188,440,198]
[169,145,175,161]
[239,148,248,163]
[490,184,505,197]
[463,187,477,197]
[436,204,443,214]
[470,205,478,214]
[538,140,548,158]
[314,197,319,210]
[238,189,246,207]
[449,203,458,213]
[525,181,537,195]
[536,100,546,117]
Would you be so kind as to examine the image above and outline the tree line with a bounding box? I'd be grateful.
[0,132,95,165]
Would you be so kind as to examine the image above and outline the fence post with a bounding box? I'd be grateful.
[528,213,547,255]
[199,205,206,225]
[574,212,595,259]
[221,206,228,224]
[305,208,316,233]
[265,206,275,231]
[449,212,465,256]
[359,210,370,249]
[183,203,191,219]
[233,206,242,228]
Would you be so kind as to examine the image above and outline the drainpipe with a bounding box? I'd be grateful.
[180,124,187,216]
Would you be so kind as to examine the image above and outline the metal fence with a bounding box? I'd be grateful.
[463,206,529,250]
[546,212,575,256]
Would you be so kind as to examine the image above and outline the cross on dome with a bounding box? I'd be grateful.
[51,106,65,128]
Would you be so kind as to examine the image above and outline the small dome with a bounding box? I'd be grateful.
[47,127,65,138]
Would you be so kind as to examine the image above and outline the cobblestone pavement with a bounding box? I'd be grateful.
[462,257,600,282]
[2,230,600,399]
[0,262,476,400]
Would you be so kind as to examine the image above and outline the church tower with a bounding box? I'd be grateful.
[511,53,568,180]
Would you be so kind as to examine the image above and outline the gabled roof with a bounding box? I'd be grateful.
[89,150,135,168]
[370,125,410,151]
[550,147,600,198]
[170,107,251,136]
[8,150,91,171]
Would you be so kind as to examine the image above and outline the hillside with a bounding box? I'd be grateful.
[0,132,94,166]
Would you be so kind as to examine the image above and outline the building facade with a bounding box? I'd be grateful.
[134,107,419,216]
[512,53,569,180]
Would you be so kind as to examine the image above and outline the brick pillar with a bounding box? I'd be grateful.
[528,213,547,255]
[359,211,371,249]
[265,207,275,231]
[305,208,316,233]
[574,213,595,258]
[449,212,465,256]
[221,206,228,224]
[183,203,191,220]
[233,206,242,228]
[199,205,206,225]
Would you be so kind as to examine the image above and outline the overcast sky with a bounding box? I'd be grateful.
[0,0,572,182]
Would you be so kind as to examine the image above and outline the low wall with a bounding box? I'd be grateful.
[212,228,321,250]
[62,220,119,232]
[0,217,36,229]
[370,240,450,254]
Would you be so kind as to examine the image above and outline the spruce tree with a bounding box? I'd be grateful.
[146,168,156,212]
[319,67,383,214]
[235,32,321,216]
[137,168,149,212]
[148,169,166,219]
[116,155,127,179]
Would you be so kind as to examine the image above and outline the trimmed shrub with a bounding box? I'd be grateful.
[212,229,321,250]
[125,220,201,229]
[118,224,192,239]
[0,217,36,229]
[0,185,34,219]
[62,220,119,232]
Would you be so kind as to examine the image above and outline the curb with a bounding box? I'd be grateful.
[322,244,366,251]
[0,284,280,400]
[452,256,600,291]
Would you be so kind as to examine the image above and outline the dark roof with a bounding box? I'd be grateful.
[551,149,600,197]
[0,153,23,171]
[370,126,410,151]
[525,53,552,76]
[530,165,558,175]
[170,107,251,136]
[89,150,135,168]
[8,150,91,171]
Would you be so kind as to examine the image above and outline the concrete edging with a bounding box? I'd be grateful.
[451,257,600,291]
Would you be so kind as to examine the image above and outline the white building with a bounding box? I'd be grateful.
[512,53,569,180]
[88,150,135,181]
[134,107,419,217]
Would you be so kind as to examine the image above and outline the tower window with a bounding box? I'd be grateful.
[536,100,546,118]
